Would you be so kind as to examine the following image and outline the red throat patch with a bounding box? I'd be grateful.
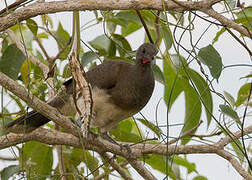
[142,59,150,64]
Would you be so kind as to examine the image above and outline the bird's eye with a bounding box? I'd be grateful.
[142,48,146,54]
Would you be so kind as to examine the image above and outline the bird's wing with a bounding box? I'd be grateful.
[86,60,130,90]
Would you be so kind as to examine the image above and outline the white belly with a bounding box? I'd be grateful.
[77,87,135,133]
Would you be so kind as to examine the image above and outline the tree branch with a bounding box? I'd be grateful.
[98,152,133,180]
[1,124,251,179]
[0,0,250,38]
[0,72,79,136]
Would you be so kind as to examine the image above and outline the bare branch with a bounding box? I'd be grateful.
[216,150,252,180]
[202,8,252,38]
[98,152,133,180]
[168,120,203,145]
[92,161,129,180]
[127,159,157,180]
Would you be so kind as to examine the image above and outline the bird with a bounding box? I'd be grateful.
[5,43,158,143]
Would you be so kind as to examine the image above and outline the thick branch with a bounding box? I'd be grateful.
[1,124,251,179]
[217,150,252,180]
[1,0,250,38]
[0,72,79,136]
[202,8,252,38]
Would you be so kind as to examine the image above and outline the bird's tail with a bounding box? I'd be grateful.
[5,110,50,133]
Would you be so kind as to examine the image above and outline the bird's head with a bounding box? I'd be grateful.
[136,43,158,65]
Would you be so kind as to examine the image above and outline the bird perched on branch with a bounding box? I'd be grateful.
[5,43,158,144]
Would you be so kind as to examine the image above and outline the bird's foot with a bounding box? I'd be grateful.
[119,143,131,155]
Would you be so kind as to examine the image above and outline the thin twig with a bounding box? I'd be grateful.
[167,120,203,145]
[154,11,160,45]
[92,161,129,180]
[127,159,157,180]
[136,10,154,44]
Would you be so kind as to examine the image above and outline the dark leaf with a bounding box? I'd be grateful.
[112,34,132,56]
[1,165,19,180]
[224,91,235,107]
[198,45,222,80]
[219,104,241,125]
[81,51,98,67]
[153,64,165,84]
[163,55,183,111]
[160,23,173,50]
[54,22,71,60]
[182,82,202,144]
[186,68,213,127]
[0,44,26,80]
[26,19,38,36]
[89,35,114,56]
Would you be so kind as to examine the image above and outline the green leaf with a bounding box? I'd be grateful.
[0,44,26,80]
[110,119,142,142]
[1,165,19,180]
[173,156,197,174]
[219,104,241,125]
[235,7,252,30]
[153,64,165,84]
[89,35,114,56]
[163,55,183,110]
[224,91,235,107]
[240,74,252,79]
[160,23,173,50]
[20,60,31,86]
[41,14,53,28]
[54,22,71,60]
[121,22,142,37]
[37,32,49,39]
[21,141,53,179]
[136,118,162,138]
[235,83,251,107]
[193,175,208,180]
[71,148,99,177]
[81,51,98,67]
[198,45,222,80]
[26,19,38,36]
[225,0,236,9]
[143,155,176,179]
[223,130,244,163]
[112,34,132,56]
[1,37,9,53]
[186,69,213,127]
[213,27,226,44]
[182,82,202,144]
